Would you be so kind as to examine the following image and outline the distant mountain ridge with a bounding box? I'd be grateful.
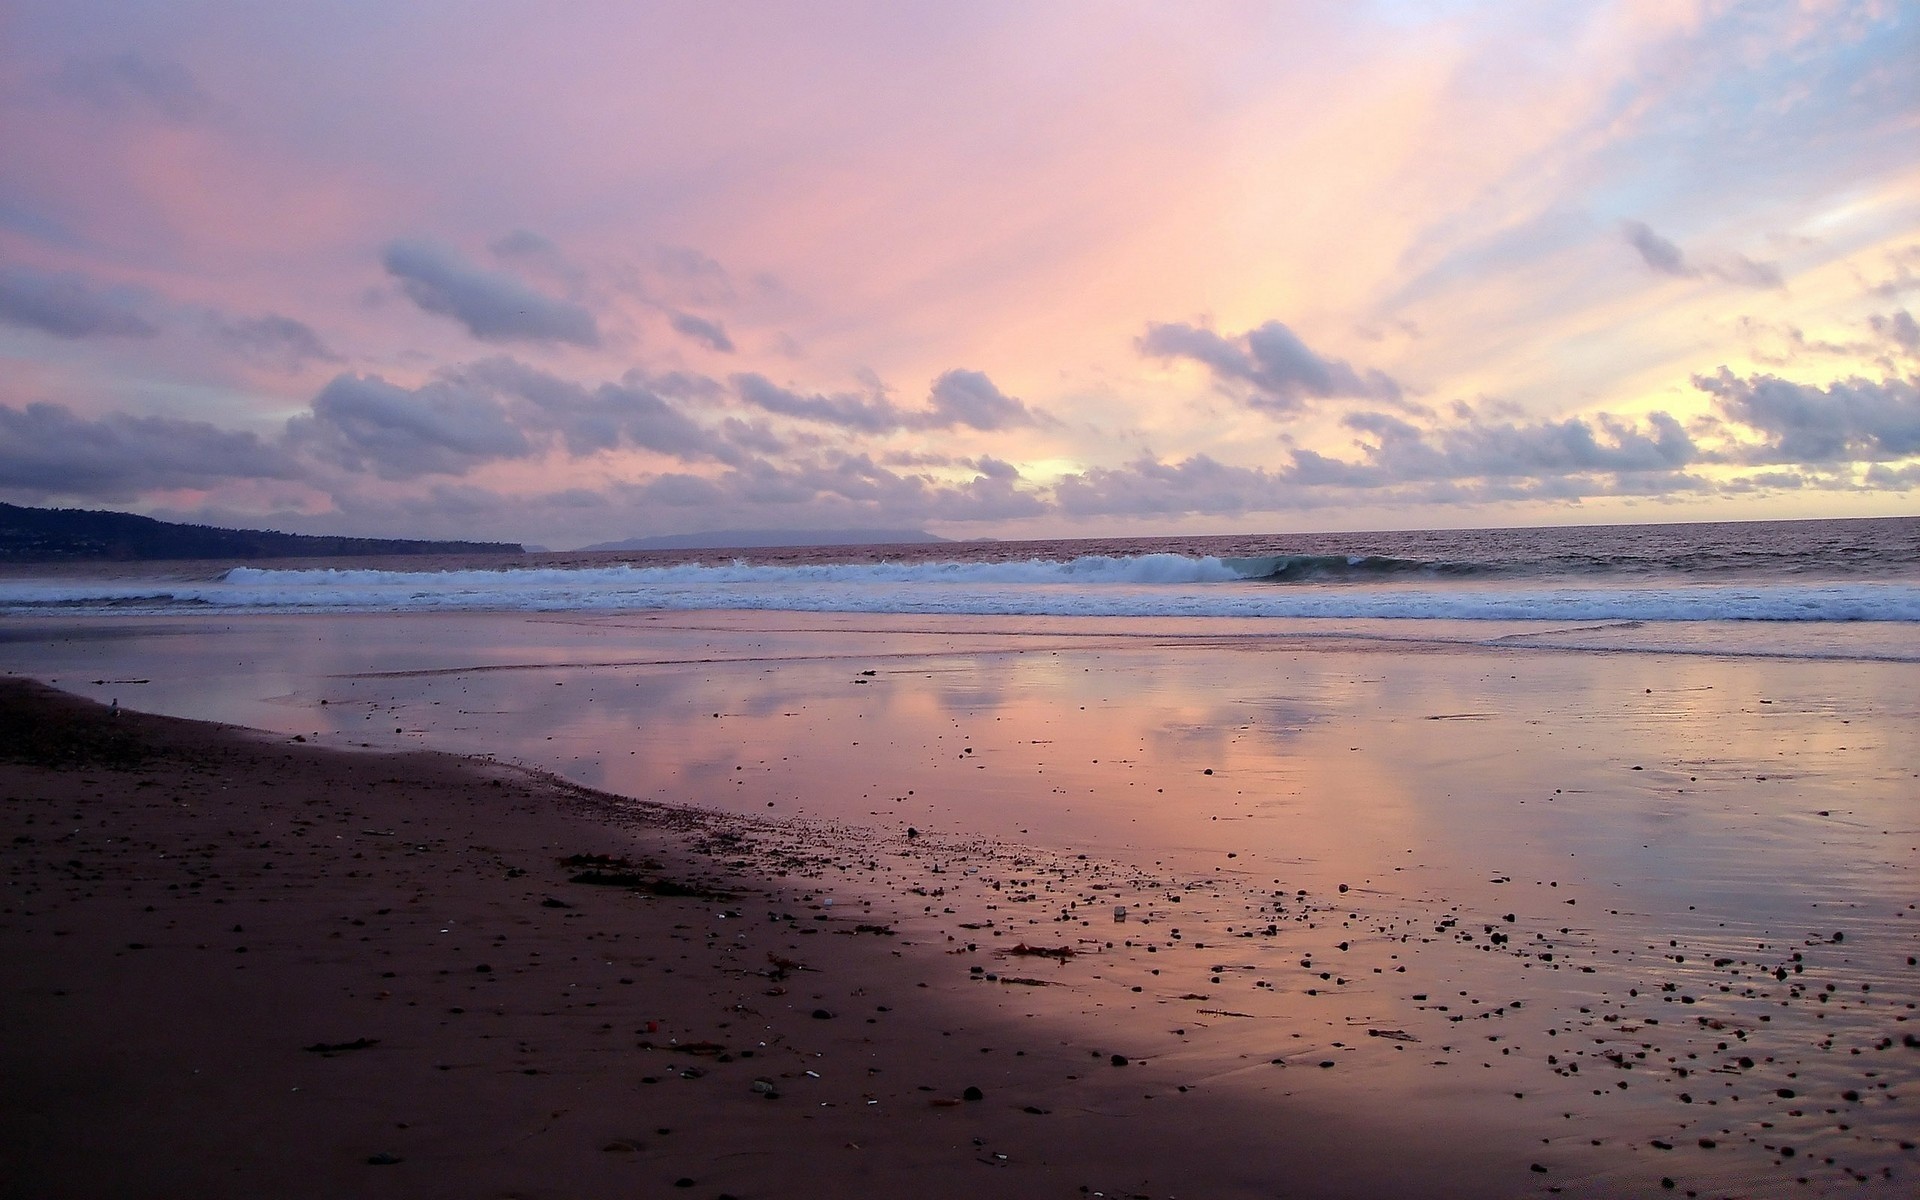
[0,503,523,562]
[582,528,947,551]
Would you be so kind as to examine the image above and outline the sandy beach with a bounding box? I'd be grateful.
[3,610,1916,1198]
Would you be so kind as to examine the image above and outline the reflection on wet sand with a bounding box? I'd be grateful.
[4,609,1915,1195]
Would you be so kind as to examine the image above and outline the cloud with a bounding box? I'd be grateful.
[652,245,735,306]
[1695,368,1920,463]
[0,401,296,501]
[1306,408,1700,485]
[1621,221,1782,289]
[211,313,340,370]
[0,265,157,339]
[1869,310,1918,356]
[489,229,560,260]
[733,373,905,433]
[289,373,534,479]
[453,358,741,462]
[53,53,218,122]
[926,369,1040,430]
[734,369,1041,433]
[1624,220,1690,277]
[668,311,735,353]
[1863,462,1920,489]
[1055,453,1288,517]
[382,239,600,346]
[1138,320,1403,411]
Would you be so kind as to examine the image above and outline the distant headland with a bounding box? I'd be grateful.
[0,503,524,563]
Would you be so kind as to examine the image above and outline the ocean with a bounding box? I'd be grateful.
[5,516,1916,661]
[5,515,1917,613]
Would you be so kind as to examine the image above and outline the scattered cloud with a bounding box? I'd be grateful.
[289,373,534,479]
[0,265,156,339]
[668,311,735,353]
[1138,320,1403,412]
[0,401,296,501]
[1624,220,1690,277]
[1695,369,1920,463]
[1293,408,1699,487]
[382,239,600,347]
[926,369,1042,431]
[452,357,742,462]
[210,313,340,370]
[1621,221,1783,289]
[733,368,1042,433]
[1869,310,1918,356]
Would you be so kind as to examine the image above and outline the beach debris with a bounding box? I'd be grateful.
[766,952,808,979]
[1005,943,1075,960]
[559,853,734,899]
[1367,1028,1418,1042]
[365,1153,403,1166]
[601,1138,645,1152]
[304,1037,380,1055]
[963,1086,984,1101]
[1113,905,1127,922]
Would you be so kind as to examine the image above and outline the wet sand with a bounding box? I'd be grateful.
[3,611,1917,1197]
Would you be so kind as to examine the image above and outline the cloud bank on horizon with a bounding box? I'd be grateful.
[0,1,1915,546]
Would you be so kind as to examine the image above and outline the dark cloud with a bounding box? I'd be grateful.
[1869,310,1918,355]
[211,313,339,370]
[1138,320,1402,411]
[1624,220,1690,277]
[733,369,1040,433]
[668,311,735,353]
[731,374,913,434]
[289,373,534,479]
[1622,220,1782,289]
[454,358,739,462]
[1695,368,1920,462]
[382,239,599,346]
[0,265,156,339]
[1306,408,1699,484]
[1055,454,1288,517]
[54,53,217,122]
[0,401,296,501]
[1863,462,1920,488]
[926,369,1039,430]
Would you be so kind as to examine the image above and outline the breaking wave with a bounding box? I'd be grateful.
[3,553,1918,623]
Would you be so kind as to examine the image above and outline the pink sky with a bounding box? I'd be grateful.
[1,1,1916,546]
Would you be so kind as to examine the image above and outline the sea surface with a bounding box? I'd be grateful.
[4,517,1918,635]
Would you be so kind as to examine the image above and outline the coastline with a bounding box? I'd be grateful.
[1,679,1521,1200]
[4,601,1916,1198]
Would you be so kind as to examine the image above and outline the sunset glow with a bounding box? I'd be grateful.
[2,1,1915,545]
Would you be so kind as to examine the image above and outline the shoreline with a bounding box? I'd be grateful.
[4,609,1915,1199]
[2,680,1523,1200]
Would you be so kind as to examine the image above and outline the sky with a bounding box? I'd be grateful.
[1,0,1916,548]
